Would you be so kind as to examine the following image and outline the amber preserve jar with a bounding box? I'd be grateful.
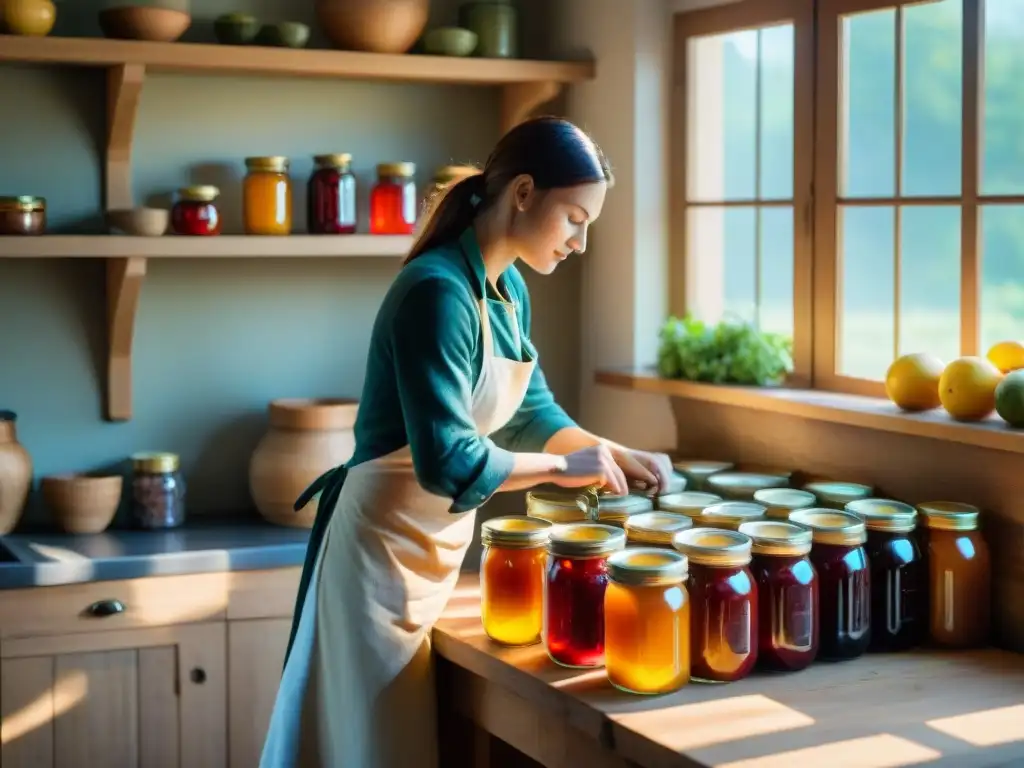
[370,162,417,235]
[543,523,626,668]
[604,548,690,695]
[171,186,222,236]
[479,516,552,646]
[243,156,292,235]
[917,501,991,649]
[308,153,357,234]
[673,527,758,682]
[624,511,692,548]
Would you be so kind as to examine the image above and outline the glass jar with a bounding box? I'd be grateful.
[706,471,788,501]
[544,523,626,668]
[917,501,991,649]
[604,548,690,694]
[171,186,222,236]
[479,515,552,646]
[370,162,417,235]
[526,489,653,527]
[698,501,767,530]
[130,452,186,529]
[738,520,818,671]
[624,511,692,548]
[673,528,758,682]
[243,156,292,236]
[0,195,46,235]
[754,488,817,520]
[672,459,734,491]
[790,508,871,660]
[803,481,873,510]
[308,153,357,234]
[425,164,478,209]
[847,498,927,652]
[657,491,723,522]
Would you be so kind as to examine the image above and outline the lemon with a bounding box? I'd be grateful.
[986,341,1024,374]
[938,356,1004,421]
[884,353,944,411]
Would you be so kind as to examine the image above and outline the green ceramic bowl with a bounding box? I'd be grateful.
[423,27,478,57]
[214,13,259,45]
[256,21,310,49]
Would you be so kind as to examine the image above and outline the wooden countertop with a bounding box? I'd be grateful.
[433,574,1024,768]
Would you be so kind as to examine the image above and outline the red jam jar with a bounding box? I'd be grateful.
[847,499,926,652]
[673,527,758,682]
[308,153,357,234]
[370,162,417,235]
[172,186,222,236]
[738,520,819,671]
[790,508,871,661]
[543,523,626,668]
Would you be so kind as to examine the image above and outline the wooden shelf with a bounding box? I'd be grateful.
[596,367,1024,455]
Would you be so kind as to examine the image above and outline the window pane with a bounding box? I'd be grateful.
[902,0,962,196]
[759,207,794,339]
[842,9,896,198]
[980,205,1024,351]
[899,207,961,363]
[982,0,1024,195]
[839,206,895,379]
[759,25,795,199]
[687,207,757,324]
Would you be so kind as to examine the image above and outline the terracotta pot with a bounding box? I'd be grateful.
[316,0,429,54]
[249,399,359,528]
[0,411,32,535]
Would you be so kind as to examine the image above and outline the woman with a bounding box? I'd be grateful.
[260,116,673,768]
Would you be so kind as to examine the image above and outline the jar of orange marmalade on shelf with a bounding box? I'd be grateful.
[917,501,991,649]
[370,162,417,235]
[171,186,222,236]
[624,511,692,548]
[698,501,767,530]
[604,548,690,695]
[243,156,292,235]
[479,516,552,646]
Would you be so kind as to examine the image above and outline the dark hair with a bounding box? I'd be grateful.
[404,116,613,264]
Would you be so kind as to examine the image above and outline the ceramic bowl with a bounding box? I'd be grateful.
[422,27,478,57]
[107,207,169,237]
[214,13,260,45]
[99,7,192,43]
[42,474,123,535]
[256,21,310,48]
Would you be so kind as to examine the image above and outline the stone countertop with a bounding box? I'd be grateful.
[0,517,310,589]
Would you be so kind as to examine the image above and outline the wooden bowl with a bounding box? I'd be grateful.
[99,7,192,43]
[107,207,169,237]
[316,0,428,54]
[42,474,123,534]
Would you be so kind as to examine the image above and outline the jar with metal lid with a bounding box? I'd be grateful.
[672,459,733,491]
[738,520,818,671]
[0,195,46,235]
[172,186,222,236]
[624,511,692,548]
[543,523,626,668]
[707,471,788,501]
[754,488,816,520]
[426,164,478,207]
[789,508,870,660]
[526,489,653,527]
[308,153,357,234]
[803,480,873,510]
[243,156,292,235]
[698,501,767,530]
[917,501,991,649]
[604,548,690,694]
[479,515,552,646]
[370,162,417,235]
[657,491,723,521]
[130,452,186,529]
[847,499,926,652]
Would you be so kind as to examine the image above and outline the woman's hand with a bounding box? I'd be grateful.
[609,447,674,496]
[549,445,629,496]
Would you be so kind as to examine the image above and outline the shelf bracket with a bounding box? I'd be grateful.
[500,81,564,134]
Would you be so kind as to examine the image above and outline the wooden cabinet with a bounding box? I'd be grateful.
[227,619,291,768]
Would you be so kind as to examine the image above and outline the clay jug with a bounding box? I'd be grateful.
[249,399,358,528]
[315,0,429,54]
[0,411,33,534]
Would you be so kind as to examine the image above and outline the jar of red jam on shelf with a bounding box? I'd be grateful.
[673,527,758,682]
[543,523,626,668]
[698,501,767,531]
[0,195,46,235]
[846,498,926,652]
[370,162,417,235]
[789,508,871,661]
[171,186,222,236]
[624,511,692,549]
[738,520,818,671]
[754,488,817,520]
[917,501,991,649]
[308,153,357,234]
[604,548,690,695]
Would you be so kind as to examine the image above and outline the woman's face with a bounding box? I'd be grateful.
[508,180,608,275]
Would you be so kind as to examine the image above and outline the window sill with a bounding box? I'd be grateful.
[595,368,1024,456]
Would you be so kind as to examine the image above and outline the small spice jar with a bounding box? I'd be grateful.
[479,515,552,646]
[803,481,873,510]
[171,186,222,236]
[755,488,817,520]
[604,548,690,694]
[130,452,186,529]
[526,489,653,527]
[707,471,788,501]
[672,459,733,491]
[544,523,626,668]
[624,511,693,548]
[673,527,759,682]
[243,156,292,236]
[738,520,818,671]
[0,195,46,235]
[308,153,357,234]
[698,501,767,530]
[657,491,723,522]
[370,162,417,235]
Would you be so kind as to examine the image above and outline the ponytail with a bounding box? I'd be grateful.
[404,172,486,265]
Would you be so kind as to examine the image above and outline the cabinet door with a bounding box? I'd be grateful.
[0,622,226,768]
[228,618,291,768]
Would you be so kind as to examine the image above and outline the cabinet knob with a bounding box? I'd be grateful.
[85,599,126,618]
[190,667,207,685]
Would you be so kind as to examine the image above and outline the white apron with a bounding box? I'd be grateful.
[260,294,535,768]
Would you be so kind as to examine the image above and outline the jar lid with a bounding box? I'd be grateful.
[607,548,688,586]
[754,487,816,515]
[547,523,626,558]
[657,491,723,518]
[654,471,687,496]
[737,520,813,556]
[526,490,652,524]
[707,471,788,498]
[481,515,552,548]
[673,527,752,568]
[378,162,416,178]
[132,451,180,473]
[699,501,767,529]
[624,511,693,546]
[803,480,873,504]
[245,156,289,172]
[0,195,45,212]
[846,498,918,533]
[789,508,867,546]
[178,185,220,202]
[672,459,733,478]
[314,153,352,168]
[433,164,478,184]
[916,501,981,531]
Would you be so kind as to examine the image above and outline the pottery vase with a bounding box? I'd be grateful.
[0,411,32,535]
[315,0,429,54]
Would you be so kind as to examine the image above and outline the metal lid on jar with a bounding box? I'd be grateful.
[737,520,813,557]
[624,511,693,546]
[789,508,867,546]
[245,155,290,172]
[313,153,352,168]
[655,471,688,497]
[481,515,552,548]
[608,548,688,587]
[754,488,817,517]
[131,451,180,473]
[672,527,752,568]
[917,501,981,531]
[846,498,918,533]
[377,162,416,178]
[526,490,652,525]
[0,195,45,212]
[803,480,873,505]
[547,523,627,558]
[178,185,220,202]
[707,471,788,498]
[672,459,733,479]
[658,491,724,518]
[699,501,767,529]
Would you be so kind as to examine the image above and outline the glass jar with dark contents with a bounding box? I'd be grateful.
[0,196,46,235]
[130,452,186,529]
[308,153,357,234]
[171,186,222,236]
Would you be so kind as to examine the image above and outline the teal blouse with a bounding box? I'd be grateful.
[348,227,576,513]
